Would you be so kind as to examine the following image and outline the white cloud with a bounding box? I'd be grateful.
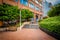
[45,0,57,5]
[46,0,57,2]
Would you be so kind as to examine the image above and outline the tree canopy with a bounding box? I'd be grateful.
[21,9,33,21]
[48,3,60,17]
[0,3,20,21]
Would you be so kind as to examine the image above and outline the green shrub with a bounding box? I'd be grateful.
[43,16,49,19]
[21,9,33,21]
[0,3,20,21]
[48,3,60,17]
[39,16,60,35]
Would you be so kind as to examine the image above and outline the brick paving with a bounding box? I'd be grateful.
[0,22,56,40]
[0,28,56,40]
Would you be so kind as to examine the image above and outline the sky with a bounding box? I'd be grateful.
[43,0,60,16]
[46,0,60,5]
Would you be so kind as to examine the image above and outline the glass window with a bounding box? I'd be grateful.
[35,6,40,11]
[35,0,39,4]
[29,3,35,9]
[20,0,28,6]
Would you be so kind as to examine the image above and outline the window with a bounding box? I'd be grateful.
[29,3,35,9]
[35,0,42,6]
[20,0,28,6]
[35,0,39,4]
[35,6,40,11]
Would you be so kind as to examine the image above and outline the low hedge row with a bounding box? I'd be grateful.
[39,16,60,35]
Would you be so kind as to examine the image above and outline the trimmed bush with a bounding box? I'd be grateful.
[39,16,60,35]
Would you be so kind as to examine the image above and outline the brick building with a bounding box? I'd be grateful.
[0,0,43,22]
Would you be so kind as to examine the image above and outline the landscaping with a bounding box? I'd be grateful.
[21,9,33,22]
[39,3,60,39]
[39,16,60,35]
[0,3,20,31]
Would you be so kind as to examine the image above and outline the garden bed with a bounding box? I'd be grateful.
[0,26,17,32]
[0,3,20,32]
[0,23,20,32]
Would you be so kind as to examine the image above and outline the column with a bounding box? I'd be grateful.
[38,14,40,20]
[34,13,36,23]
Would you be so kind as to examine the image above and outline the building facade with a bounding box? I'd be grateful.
[0,0,43,22]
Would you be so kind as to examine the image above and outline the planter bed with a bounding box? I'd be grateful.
[0,28,7,32]
[0,27,17,32]
[39,27,60,40]
[0,3,20,32]
[6,27,17,31]
[0,21,20,32]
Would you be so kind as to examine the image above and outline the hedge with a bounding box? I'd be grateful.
[39,16,60,35]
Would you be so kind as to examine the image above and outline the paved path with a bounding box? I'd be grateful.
[0,22,56,40]
[0,28,56,40]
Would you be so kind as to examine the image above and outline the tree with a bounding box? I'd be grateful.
[0,3,20,27]
[48,3,60,17]
[0,3,20,21]
[21,9,33,21]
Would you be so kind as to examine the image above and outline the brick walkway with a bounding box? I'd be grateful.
[0,28,56,40]
[0,22,56,40]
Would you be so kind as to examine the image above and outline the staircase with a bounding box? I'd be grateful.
[23,22,39,29]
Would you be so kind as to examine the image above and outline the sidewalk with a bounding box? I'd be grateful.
[0,28,56,40]
[0,22,56,40]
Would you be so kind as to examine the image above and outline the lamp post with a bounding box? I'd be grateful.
[20,9,21,28]
[17,0,21,29]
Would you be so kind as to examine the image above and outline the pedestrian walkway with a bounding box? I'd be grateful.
[0,22,56,40]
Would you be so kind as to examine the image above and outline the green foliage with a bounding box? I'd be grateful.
[48,3,60,17]
[43,16,49,19]
[21,9,33,21]
[39,16,60,35]
[0,3,20,21]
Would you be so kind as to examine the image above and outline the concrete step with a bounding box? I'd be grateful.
[23,23,39,29]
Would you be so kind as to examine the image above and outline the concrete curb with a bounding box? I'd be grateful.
[20,22,30,30]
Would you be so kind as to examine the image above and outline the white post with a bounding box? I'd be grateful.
[20,9,21,30]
